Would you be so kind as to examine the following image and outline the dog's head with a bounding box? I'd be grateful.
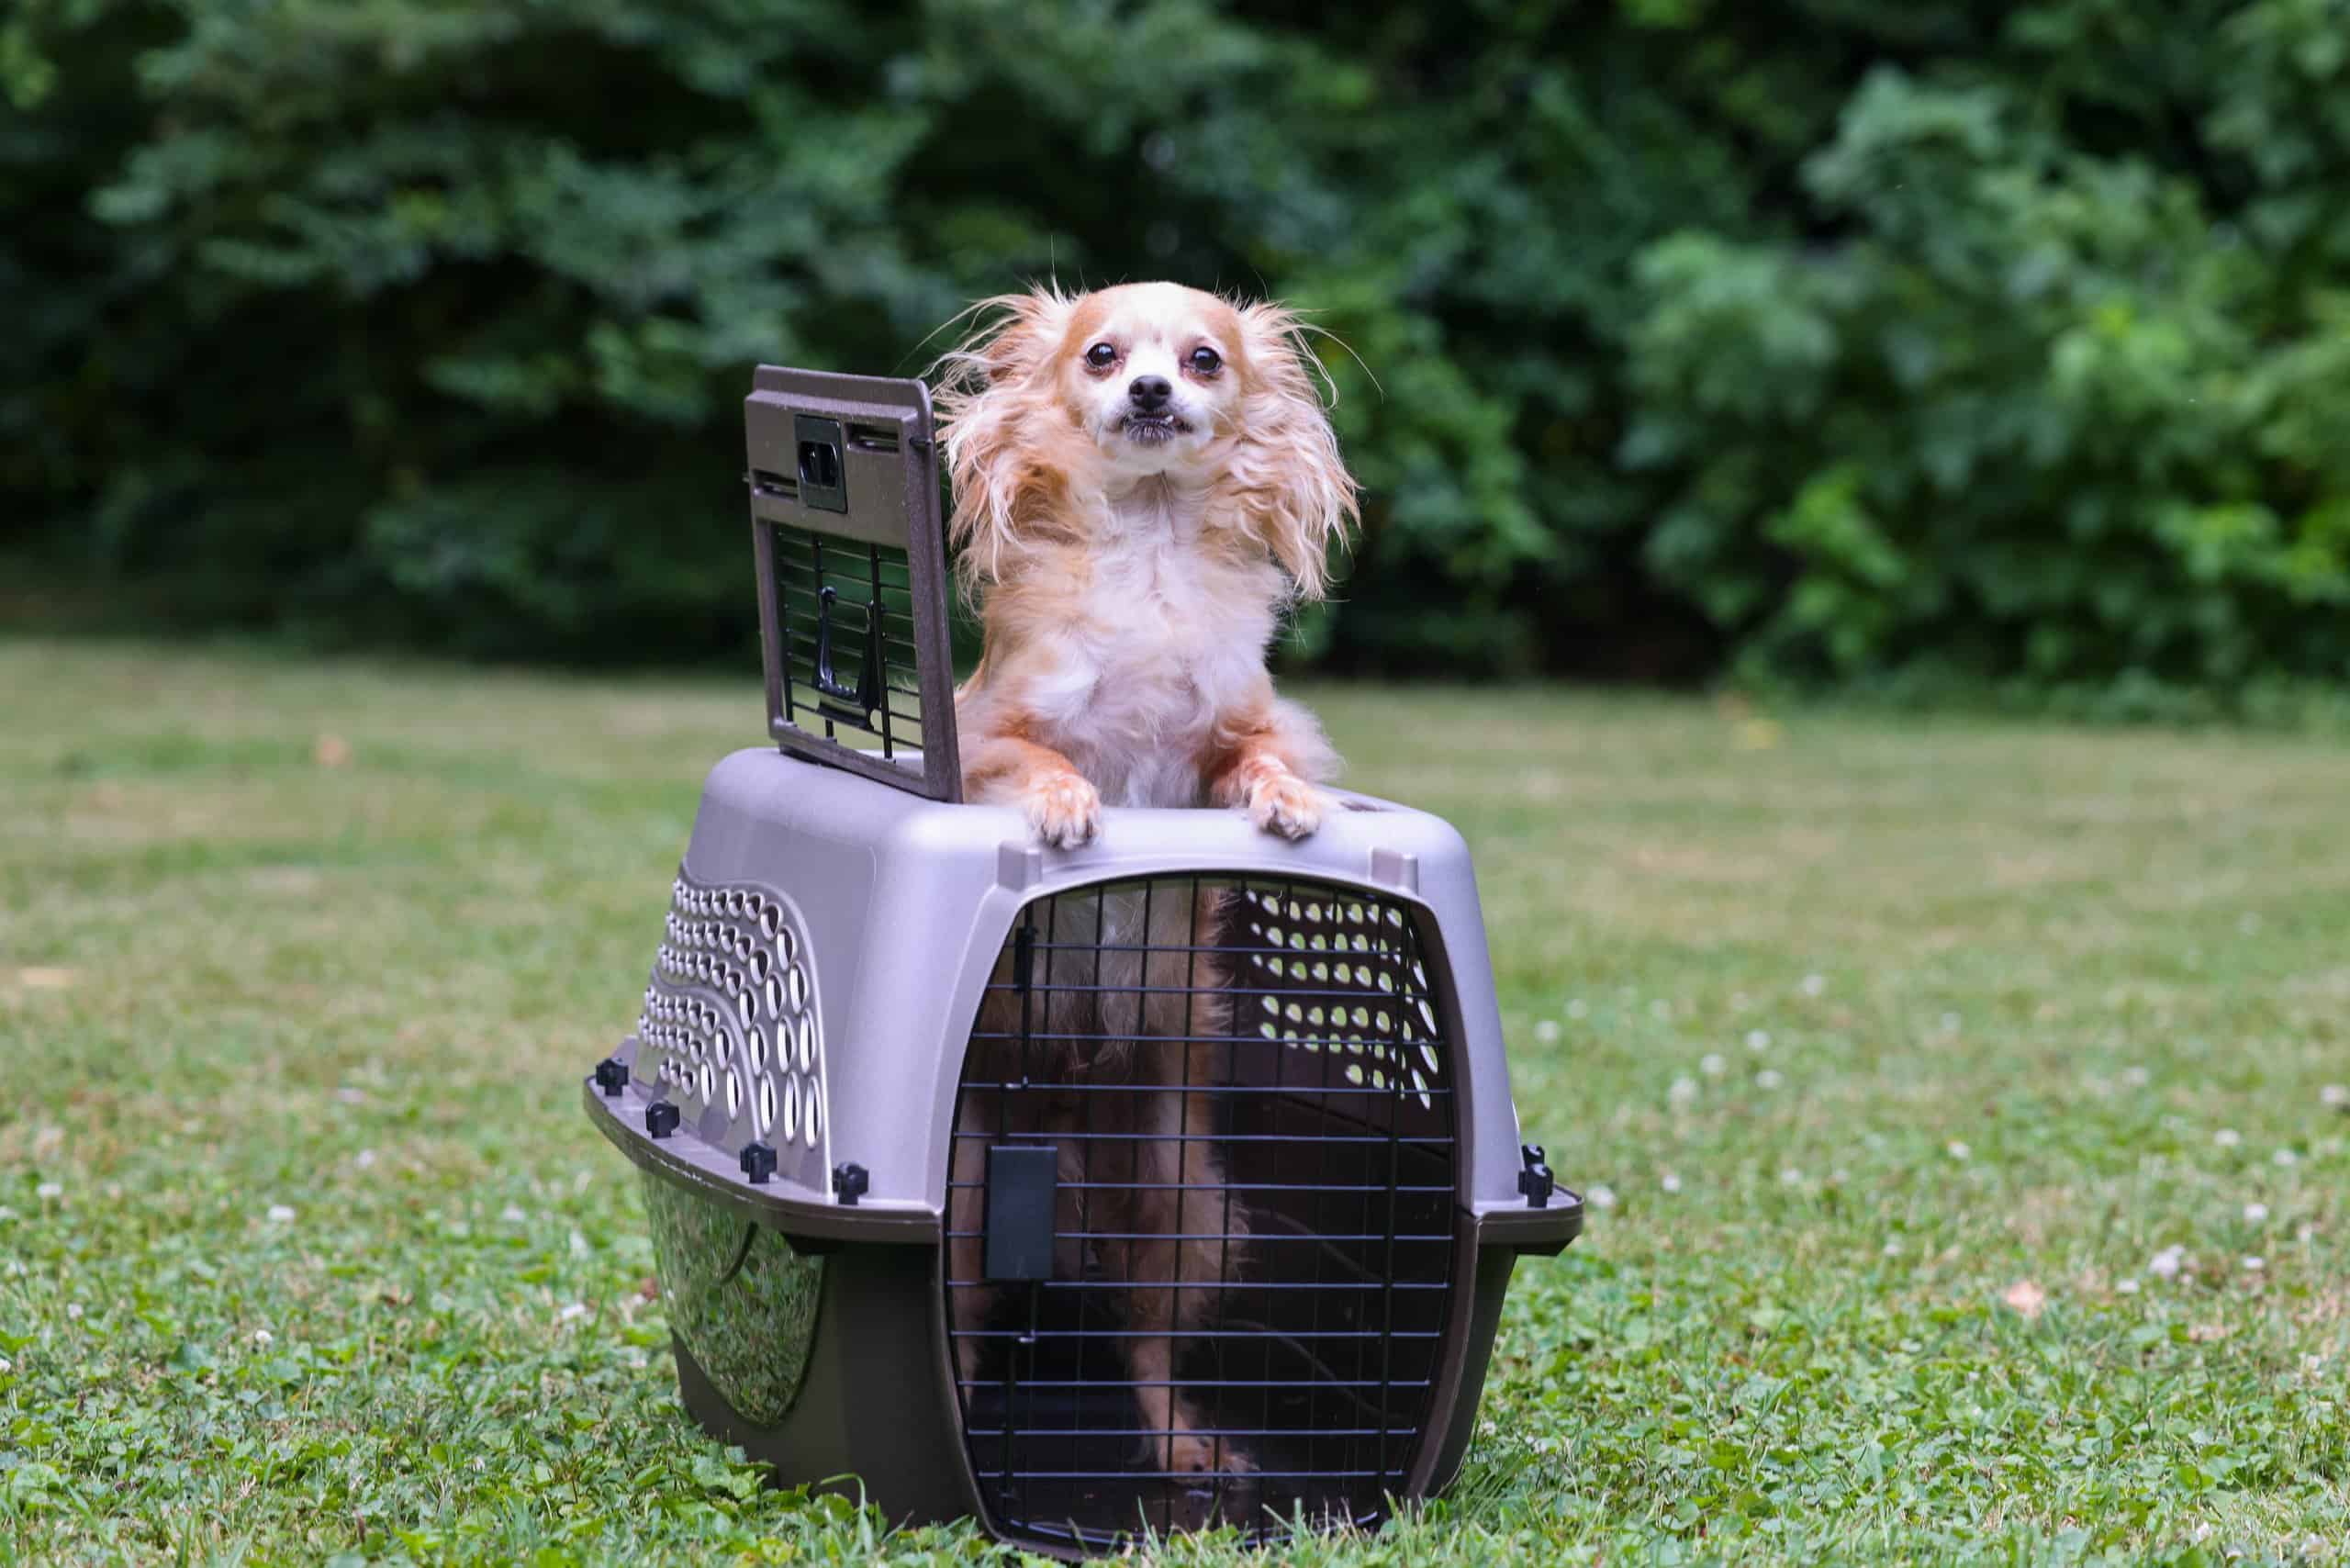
[936,282,1358,598]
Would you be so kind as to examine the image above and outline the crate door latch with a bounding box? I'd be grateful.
[983,1145,1058,1282]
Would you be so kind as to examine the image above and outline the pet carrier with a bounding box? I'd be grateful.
[583,365,1582,1555]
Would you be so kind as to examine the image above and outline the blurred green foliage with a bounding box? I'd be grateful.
[5,0,2347,695]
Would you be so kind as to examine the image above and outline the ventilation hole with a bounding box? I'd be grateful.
[1418,998,1438,1033]
[1260,995,1279,1015]
[1265,924,1283,946]
[1377,972,1394,993]
[1348,1037,1366,1056]
[696,1063,714,1105]
[724,1069,742,1119]
[760,905,780,939]
[795,1014,815,1073]
[1355,1006,1371,1027]
[1371,1070,1387,1090]
[735,991,754,1027]
[755,1073,777,1134]
[1344,1063,1365,1085]
[802,1086,821,1148]
[786,963,808,1012]
[1412,959,1429,988]
[765,976,783,1016]
[780,1075,799,1141]
[1287,900,1304,921]
[1420,1043,1440,1074]
[778,924,797,963]
[1307,1006,1326,1026]
[1284,1002,1303,1023]
[1347,902,1368,924]
[1259,1022,1278,1039]
[1304,902,1324,923]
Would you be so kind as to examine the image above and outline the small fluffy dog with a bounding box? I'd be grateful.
[936,282,1358,1479]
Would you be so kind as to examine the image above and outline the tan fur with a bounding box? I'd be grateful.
[934,283,1360,1475]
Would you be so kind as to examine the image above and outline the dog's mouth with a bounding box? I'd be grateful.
[1118,411,1192,446]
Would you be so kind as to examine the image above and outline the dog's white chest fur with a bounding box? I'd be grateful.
[1024,517,1278,809]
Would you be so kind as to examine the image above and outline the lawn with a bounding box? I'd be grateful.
[2,637,2345,1565]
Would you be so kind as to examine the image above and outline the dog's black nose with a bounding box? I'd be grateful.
[1128,375,1172,412]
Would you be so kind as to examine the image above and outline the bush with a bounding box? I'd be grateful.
[4,0,2346,690]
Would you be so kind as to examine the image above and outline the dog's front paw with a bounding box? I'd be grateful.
[1162,1430,1253,1478]
[1246,772,1326,840]
[1024,772,1102,849]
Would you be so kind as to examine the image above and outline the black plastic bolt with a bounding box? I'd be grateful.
[1518,1142,1555,1209]
[832,1161,868,1206]
[740,1142,778,1185]
[594,1058,630,1098]
[645,1100,681,1139]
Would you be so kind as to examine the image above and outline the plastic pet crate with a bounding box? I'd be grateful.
[583,366,1583,1555]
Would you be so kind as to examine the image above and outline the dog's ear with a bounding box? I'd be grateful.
[934,287,1078,592]
[1225,303,1360,601]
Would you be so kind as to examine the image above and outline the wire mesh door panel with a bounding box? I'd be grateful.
[944,874,1460,1551]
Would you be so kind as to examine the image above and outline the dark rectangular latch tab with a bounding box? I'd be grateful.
[984,1145,1058,1282]
[1518,1143,1555,1209]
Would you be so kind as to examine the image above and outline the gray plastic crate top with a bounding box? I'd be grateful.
[586,751,1572,1250]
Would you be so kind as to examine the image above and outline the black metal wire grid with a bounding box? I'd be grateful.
[767,521,924,759]
[943,874,1460,1551]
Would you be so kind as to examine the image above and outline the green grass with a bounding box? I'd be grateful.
[3,638,2346,1565]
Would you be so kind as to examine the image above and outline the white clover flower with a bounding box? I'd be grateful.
[0,1356,12,1373]
[1779,1168,1803,1186]
[559,1302,590,1322]
[2321,1084,2348,1109]
[1800,973,1826,997]
[1946,1141,1971,1161]
[500,1204,528,1224]
[1533,1019,1561,1045]
[353,1148,378,1170]
[1745,1029,1771,1052]
[64,1304,82,1321]
[1700,1053,1728,1078]
[1668,1076,1698,1109]
[2273,1149,2298,1167]
[1566,999,1588,1020]
[2244,1256,2265,1271]
[2148,1244,2187,1280]
[625,1350,649,1370]
[1755,1069,1785,1090]
[2215,1128,2242,1148]
[1882,1239,1903,1257]
[252,1328,274,1346]
[2244,1202,2269,1224]
[2116,1277,2141,1294]
[1586,1184,1617,1211]
[265,1204,296,1224]
[36,1182,62,1201]
[1661,1172,1682,1194]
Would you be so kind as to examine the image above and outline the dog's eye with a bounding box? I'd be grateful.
[1084,342,1117,369]
[1189,346,1222,375]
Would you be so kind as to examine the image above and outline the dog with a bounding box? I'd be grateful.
[934,282,1359,1483]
